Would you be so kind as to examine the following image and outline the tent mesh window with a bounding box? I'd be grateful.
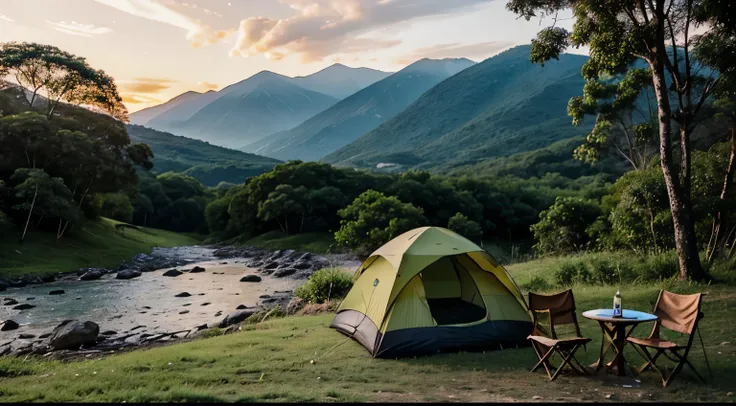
[421,256,486,325]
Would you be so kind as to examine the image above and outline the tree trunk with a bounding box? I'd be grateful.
[20,185,38,243]
[650,58,707,281]
[707,128,736,261]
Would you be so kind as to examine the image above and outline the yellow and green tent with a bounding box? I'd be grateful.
[331,226,532,358]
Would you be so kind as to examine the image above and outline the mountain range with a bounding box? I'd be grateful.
[129,64,393,148]
[323,45,592,170]
[243,58,476,161]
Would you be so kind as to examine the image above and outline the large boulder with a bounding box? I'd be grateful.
[240,275,262,283]
[292,261,312,270]
[218,310,256,328]
[116,270,142,280]
[162,269,183,277]
[189,266,206,273]
[49,320,99,350]
[1,320,19,331]
[262,261,279,270]
[80,269,105,281]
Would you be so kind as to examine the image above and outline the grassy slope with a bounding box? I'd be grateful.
[0,218,200,277]
[0,256,734,402]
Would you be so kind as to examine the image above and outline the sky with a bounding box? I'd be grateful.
[0,0,581,113]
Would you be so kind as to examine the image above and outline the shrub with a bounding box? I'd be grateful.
[588,258,635,285]
[523,276,551,293]
[294,268,353,304]
[554,262,591,287]
[531,196,603,256]
[639,252,680,282]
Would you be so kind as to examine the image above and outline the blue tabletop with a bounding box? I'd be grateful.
[582,308,658,323]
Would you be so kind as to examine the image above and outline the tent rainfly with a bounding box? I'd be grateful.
[330,226,533,358]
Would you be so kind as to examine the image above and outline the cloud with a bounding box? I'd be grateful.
[92,0,232,46]
[0,14,14,23]
[120,78,177,94]
[394,41,515,65]
[198,81,219,91]
[121,94,163,104]
[230,0,487,62]
[45,21,112,37]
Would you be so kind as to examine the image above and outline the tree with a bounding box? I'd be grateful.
[570,69,659,170]
[335,190,428,255]
[0,42,128,121]
[10,168,76,242]
[257,184,307,234]
[531,196,603,255]
[100,193,134,223]
[505,0,736,280]
[447,213,483,243]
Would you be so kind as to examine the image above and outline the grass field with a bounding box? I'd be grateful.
[0,256,734,402]
[0,218,200,277]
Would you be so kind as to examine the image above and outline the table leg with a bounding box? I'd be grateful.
[592,321,641,377]
[593,322,615,372]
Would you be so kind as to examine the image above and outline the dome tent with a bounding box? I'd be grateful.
[331,226,533,358]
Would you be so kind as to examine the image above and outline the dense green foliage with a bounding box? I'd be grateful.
[506,0,736,280]
[531,196,603,255]
[324,45,593,170]
[447,213,483,244]
[0,86,151,241]
[126,125,279,186]
[335,190,428,254]
[205,160,612,254]
[294,267,354,304]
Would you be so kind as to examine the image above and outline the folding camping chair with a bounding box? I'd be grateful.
[626,290,713,387]
[528,289,591,381]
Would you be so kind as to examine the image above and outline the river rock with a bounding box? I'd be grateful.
[18,334,35,339]
[292,261,312,270]
[3,299,18,306]
[236,304,248,310]
[48,290,65,295]
[179,310,190,315]
[26,297,35,300]
[38,333,52,339]
[218,310,255,328]
[201,302,211,306]
[163,269,183,277]
[262,261,279,270]
[246,260,263,268]
[116,270,142,280]
[13,304,35,311]
[80,269,105,281]
[175,292,192,298]
[259,295,271,299]
[240,275,262,282]
[49,320,99,350]
[273,268,297,278]
[189,266,205,273]
[1,320,19,331]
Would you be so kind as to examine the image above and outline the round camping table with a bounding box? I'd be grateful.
[582,309,658,376]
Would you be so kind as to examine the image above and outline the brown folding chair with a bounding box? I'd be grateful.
[626,290,713,387]
[528,289,592,381]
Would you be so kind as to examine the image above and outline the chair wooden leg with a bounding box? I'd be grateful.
[632,345,663,375]
[531,343,556,379]
[550,347,579,381]
[565,346,590,376]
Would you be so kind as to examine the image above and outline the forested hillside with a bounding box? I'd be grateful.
[324,45,591,169]
[127,125,280,186]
